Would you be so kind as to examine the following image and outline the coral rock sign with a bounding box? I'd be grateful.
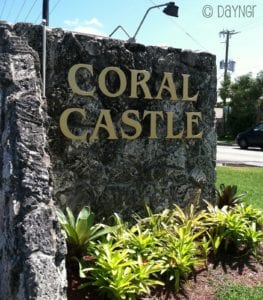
[60,64,202,141]
[0,22,217,299]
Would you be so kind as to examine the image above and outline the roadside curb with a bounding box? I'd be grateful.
[217,142,237,147]
[216,162,262,168]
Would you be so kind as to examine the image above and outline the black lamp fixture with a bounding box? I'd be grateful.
[128,2,179,42]
[163,2,179,17]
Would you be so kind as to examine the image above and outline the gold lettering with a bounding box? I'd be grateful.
[68,64,95,97]
[155,72,178,101]
[121,110,142,140]
[129,70,152,99]
[166,112,184,139]
[186,112,203,139]
[98,67,126,97]
[143,110,163,139]
[59,108,87,141]
[90,109,117,141]
[182,74,199,101]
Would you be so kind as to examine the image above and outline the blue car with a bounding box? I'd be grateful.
[236,122,263,149]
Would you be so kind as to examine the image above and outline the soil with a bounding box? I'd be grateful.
[68,251,263,300]
[160,254,263,300]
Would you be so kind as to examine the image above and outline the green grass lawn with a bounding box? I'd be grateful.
[216,166,263,210]
[216,166,263,299]
[215,284,263,300]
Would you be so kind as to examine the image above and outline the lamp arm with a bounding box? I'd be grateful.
[132,3,169,40]
[109,25,131,38]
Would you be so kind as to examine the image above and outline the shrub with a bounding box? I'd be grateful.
[56,206,115,256]
[57,199,263,299]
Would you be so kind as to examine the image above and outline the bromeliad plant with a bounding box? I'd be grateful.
[78,242,163,300]
[56,195,263,299]
[205,201,263,256]
[81,243,138,300]
[56,206,115,256]
[216,184,246,208]
[126,224,160,258]
[234,203,263,226]
[160,222,206,291]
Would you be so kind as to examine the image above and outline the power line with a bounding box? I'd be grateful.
[25,0,39,21]
[15,0,27,22]
[240,20,263,33]
[237,14,263,32]
[50,0,62,15]
[34,12,41,24]
[147,0,208,51]
[172,21,209,51]
[0,0,7,19]
[6,0,15,20]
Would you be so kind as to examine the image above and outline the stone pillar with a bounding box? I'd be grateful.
[0,22,67,300]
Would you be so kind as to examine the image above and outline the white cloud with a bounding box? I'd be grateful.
[64,18,81,27]
[64,18,105,36]
[84,18,102,28]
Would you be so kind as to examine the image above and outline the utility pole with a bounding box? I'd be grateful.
[220,30,239,84]
[219,29,239,135]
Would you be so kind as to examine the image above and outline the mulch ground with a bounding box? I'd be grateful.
[164,254,263,300]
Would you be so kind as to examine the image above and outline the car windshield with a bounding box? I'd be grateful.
[254,123,263,131]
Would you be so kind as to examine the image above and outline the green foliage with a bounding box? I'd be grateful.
[126,224,160,258]
[159,223,205,291]
[81,243,138,300]
[56,206,114,255]
[133,255,164,295]
[216,184,245,208]
[205,202,263,256]
[219,73,231,103]
[57,200,263,299]
[78,241,163,300]
[225,73,263,137]
[234,203,263,225]
[216,166,263,210]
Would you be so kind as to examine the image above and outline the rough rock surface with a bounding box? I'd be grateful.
[0,22,67,300]
[12,23,217,219]
[0,21,216,299]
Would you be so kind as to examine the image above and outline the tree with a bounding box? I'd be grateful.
[226,72,263,137]
[256,72,263,122]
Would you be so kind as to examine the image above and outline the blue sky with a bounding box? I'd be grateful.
[1,0,263,84]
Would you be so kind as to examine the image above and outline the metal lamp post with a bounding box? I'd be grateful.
[109,25,131,39]
[42,0,49,26]
[129,2,179,42]
[42,0,49,98]
[109,2,179,42]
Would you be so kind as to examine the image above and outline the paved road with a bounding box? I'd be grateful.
[217,145,263,167]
